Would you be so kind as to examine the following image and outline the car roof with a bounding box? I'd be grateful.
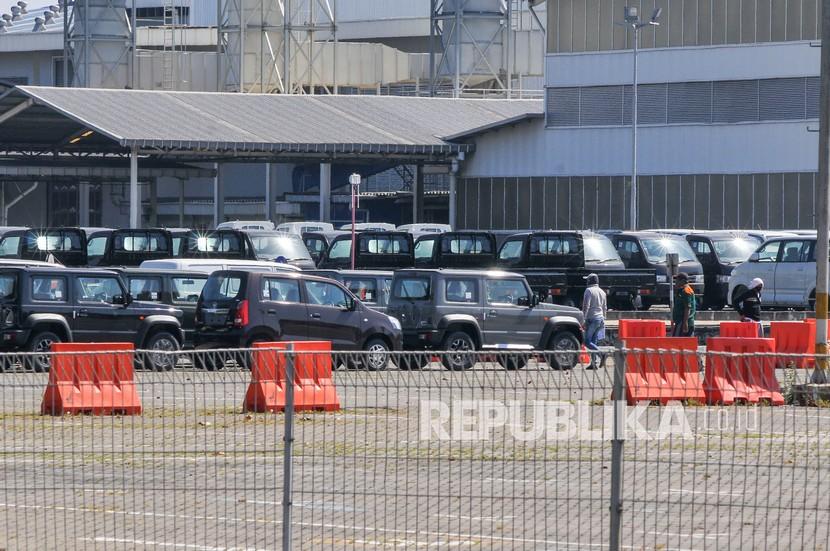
[209,269,338,285]
[394,268,524,278]
[140,258,301,270]
[113,268,209,277]
[242,230,303,238]
[686,230,763,239]
[500,230,605,238]
[0,266,122,276]
[614,231,687,239]
[310,269,394,277]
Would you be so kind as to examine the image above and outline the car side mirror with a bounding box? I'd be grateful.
[517,296,530,307]
[749,252,760,262]
[112,294,126,305]
[340,298,357,312]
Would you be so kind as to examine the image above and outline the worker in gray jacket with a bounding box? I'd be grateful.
[582,273,607,369]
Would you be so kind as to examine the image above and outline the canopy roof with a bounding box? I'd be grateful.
[0,86,543,162]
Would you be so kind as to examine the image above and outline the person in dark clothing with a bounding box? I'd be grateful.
[733,278,763,336]
[671,272,696,337]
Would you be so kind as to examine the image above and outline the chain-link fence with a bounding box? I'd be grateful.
[0,346,828,550]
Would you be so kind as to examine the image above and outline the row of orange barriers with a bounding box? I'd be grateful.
[41,341,340,416]
[618,319,786,405]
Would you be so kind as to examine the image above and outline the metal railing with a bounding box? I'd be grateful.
[0,347,828,550]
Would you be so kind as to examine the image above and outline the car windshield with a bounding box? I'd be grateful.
[189,234,242,253]
[641,237,697,263]
[361,236,410,254]
[27,232,82,252]
[0,274,15,299]
[328,239,351,260]
[115,233,169,252]
[202,274,244,301]
[444,236,492,255]
[414,239,435,260]
[249,235,312,261]
[711,238,762,264]
[583,236,620,262]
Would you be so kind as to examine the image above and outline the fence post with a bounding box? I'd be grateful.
[609,346,626,551]
[282,344,296,551]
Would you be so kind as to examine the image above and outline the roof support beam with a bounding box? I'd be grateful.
[0,98,33,125]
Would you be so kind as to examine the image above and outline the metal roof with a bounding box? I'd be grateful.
[0,86,543,160]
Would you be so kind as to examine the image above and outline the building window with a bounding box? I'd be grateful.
[546,77,819,128]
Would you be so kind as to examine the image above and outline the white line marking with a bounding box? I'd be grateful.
[79,537,267,551]
[433,514,516,522]
[667,489,743,497]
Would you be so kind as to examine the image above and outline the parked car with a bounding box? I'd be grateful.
[386,269,584,371]
[340,223,397,232]
[729,235,818,310]
[610,231,704,308]
[318,231,415,270]
[414,231,498,269]
[91,229,175,267]
[0,227,89,266]
[177,229,258,260]
[497,231,656,310]
[242,230,316,269]
[116,268,208,346]
[398,223,452,239]
[308,270,393,313]
[303,231,348,266]
[194,270,402,370]
[0,266,184,371]
[685,231,763,309]
[216,220,275,231]
[140,258,301,274]
[276,221,334,236]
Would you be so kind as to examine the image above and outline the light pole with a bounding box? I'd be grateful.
[349,173,361,270]
[620,6,661,231]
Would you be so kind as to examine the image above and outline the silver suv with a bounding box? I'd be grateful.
[387,269,585,371]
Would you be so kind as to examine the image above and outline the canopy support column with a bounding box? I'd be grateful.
[213,163,224,227]
[413,163,424,224]
[319,162,331,222]
[130,146,140,229]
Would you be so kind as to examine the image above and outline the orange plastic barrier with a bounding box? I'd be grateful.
[719,321,761,338]
[244,341,340,412]
[770,321,815,368]
[705,337,783,406]
[579,346,591,365]
[617,319,667,339]
[41,342,141,415]
[621,337,703,405]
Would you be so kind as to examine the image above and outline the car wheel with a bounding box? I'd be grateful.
[441,331,476,371]
[399,353,430,370]
[143,331,180,371]
[498,354,527,370]
[546,331,580,371]
[27,330,61,373]
[363,338,391,371]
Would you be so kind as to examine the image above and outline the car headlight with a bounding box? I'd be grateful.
[388,316,401,330]
[716,275,731,283]
[656,275,667,283]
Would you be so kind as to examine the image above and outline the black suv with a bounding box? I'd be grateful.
[0,267,184,371]
[194,270,403,370]
[116,268,208,346]
[387,269,585,370]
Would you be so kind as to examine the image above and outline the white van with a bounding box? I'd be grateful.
[397,224,451,235]
[275,221,334,236]
[340,223,397,232]
[139,258,301,274]
[216,220,276,231]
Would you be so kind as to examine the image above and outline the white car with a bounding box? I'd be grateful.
[275,221,334,236]
[140,258,300,274]
[728,235,817,309]
[216,220,275,231]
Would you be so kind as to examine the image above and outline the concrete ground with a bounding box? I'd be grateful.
[0,363,827,551]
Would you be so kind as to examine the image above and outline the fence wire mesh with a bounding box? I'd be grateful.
[0,346,827,550]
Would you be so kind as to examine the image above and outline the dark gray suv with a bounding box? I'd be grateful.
[387,269,585,370]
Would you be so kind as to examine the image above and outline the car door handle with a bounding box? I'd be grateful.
[266,309,278,315]
[310,313,321,319]
[488,309,498,316]
[76,309,88,318]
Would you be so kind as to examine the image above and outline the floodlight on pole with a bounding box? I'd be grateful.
[619,5,661,231]
[349,173,362,270]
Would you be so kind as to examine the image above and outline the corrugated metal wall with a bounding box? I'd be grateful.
[457,173,818,230]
